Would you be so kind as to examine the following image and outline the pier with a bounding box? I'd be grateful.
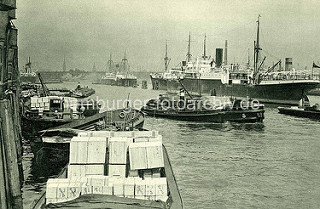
[0,0,23,208]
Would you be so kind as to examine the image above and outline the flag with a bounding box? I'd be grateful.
[313,62,320,68]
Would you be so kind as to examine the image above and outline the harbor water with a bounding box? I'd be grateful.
[22,81,320,209]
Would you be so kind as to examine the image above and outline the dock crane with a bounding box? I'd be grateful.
[37,72,50,96]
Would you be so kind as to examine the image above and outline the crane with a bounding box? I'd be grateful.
[37,72,50,96]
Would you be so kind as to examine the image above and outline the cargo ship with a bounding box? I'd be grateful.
[20,57,37,84]
[94,53,137,87]
[153,17,320,105]
[150,40,186,90]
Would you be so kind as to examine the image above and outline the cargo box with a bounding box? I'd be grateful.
[155,178,168,197]
[133,130,158,138]
[146,142,164,169]
[87,137,107,164]
[85,164,105,176]
[102,185,113,195]
[145,178,156,196]
[68,164,86,177]
[129,142,148,170]
[134,178,146,197]
[81,184,93,195]
[142,169,152,179]
[67,182,81,200]
[124,177,135,197]
[134,137,149,143]
[69,137,89,164]
[128,169,139,177]
[108,164,126,177]
[109,138,129,164]
[88,131,114,138]
[113,178,124,197]
[148,135,163,143]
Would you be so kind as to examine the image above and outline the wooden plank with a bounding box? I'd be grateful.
[0,100,22,208]
[0,121,8,209]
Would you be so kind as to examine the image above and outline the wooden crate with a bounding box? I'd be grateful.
[109,138,129,164]
[85,164,105,176]
[145,178,156,198]
[87,137,107,164]
[142,169,152,179]
[133,130,158,138]
[124,177,135,197]
[134,178,146,198]
[155,178,168,198]
[112,178,125,197]
[129,142,148,170]
[81,184,93,195]
[68,164,86,178]
[108,164,126,177]
[148,135,163,143]
[146,142,164,169]
[69,137,88,164]
[102,185,113,195]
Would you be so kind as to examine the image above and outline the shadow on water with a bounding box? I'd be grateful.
[176,121,265,132]
[228,122,265,132]
[25,140,69,189]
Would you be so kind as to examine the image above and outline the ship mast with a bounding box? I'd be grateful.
[247,48,250,67]
[107,53,113,72]
[254,15,262,74]
[164,40,170,72]
[186,32,192,62]
[25,56,31,73]
[121,50,129,73]
[203,33,207,59]
[92,62,96,72]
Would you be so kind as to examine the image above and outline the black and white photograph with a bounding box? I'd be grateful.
[0,0,320,208]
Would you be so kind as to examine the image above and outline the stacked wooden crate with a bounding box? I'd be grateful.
[30,96,50,111]
[68,136,107,177]
[46,131,168,204]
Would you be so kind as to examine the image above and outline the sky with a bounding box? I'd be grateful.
[14,0,320,72]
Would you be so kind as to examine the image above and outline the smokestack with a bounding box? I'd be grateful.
[224,40,228,65]
[216,48,223,67]
[285,58,292,71]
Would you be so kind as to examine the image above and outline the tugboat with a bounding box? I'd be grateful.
[278,95,320,119]
[142,80,264,123]
[68,82,95,98]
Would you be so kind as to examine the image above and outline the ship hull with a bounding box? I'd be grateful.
[94,78,137,87]
[20,75,37,84]
[150,76,168,90]
[278,107,320,119]
[142,108,264,123]
[167,78,319,105]
[116,78,137,87]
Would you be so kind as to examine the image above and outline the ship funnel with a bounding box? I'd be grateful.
[224,40,228,65]
[216,48,223,67]
[285,58,292,71]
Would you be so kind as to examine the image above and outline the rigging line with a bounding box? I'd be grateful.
[260,28,280,60]
[207,20,256,37]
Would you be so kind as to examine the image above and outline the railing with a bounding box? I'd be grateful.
[260,73,320,81]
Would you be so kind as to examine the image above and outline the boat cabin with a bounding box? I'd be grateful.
[299,95,320,111]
